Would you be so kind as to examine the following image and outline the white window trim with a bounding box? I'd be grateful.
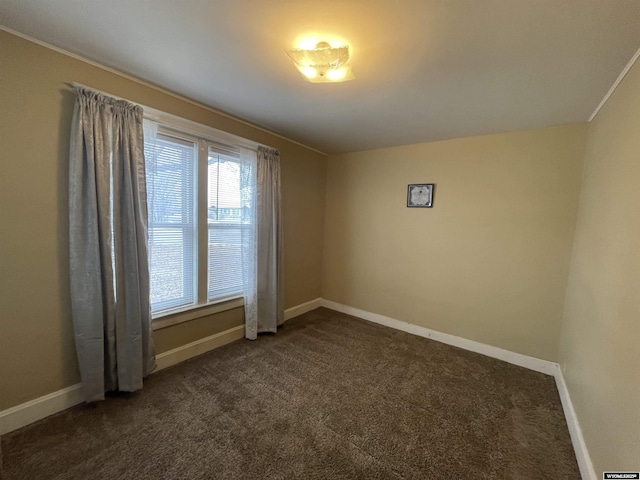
[143,106,264,152]
[143,106,273,326]
[152,296,244,331]
[148,128,199,315]
[66,84,274,328]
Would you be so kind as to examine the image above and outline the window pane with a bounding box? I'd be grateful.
[208,226,243,299]
[208,148,244,300]
[145,133,197,313]
[208,151,242,223]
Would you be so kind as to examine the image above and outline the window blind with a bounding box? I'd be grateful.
[145,133,197,313]
[207,147,244,300]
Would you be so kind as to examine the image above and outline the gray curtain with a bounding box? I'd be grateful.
[245,147,284,338]
[69,86,155,402]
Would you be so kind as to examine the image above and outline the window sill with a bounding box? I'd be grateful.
[152,296,244,331]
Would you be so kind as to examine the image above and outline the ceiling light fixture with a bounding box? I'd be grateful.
[285,41,355,83]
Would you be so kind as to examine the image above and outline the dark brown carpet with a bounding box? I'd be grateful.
[1,308,579,479]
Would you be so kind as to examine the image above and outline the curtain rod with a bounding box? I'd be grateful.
[70,82,134,104]
[68,82,274,153]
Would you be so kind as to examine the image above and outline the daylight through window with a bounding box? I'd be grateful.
[144,123,254,316]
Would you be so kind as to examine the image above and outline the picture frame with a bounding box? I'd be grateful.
[407,183,434,208]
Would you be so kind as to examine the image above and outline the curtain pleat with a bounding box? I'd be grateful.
[69,87,155,402]
[240,148,258,339]
[254,147,284,336]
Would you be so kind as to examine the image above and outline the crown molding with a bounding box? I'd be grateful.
[0,25,328,157]
[589,47,640,122]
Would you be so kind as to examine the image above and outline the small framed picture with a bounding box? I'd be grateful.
[407,184,434,208]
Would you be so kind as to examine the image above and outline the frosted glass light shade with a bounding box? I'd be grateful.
[286,41,355,83]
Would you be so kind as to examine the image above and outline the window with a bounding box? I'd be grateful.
[145,132,197,313]
[207,146,245,301]
[144,122,253,316]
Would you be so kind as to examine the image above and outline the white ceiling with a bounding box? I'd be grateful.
[1,1,639,154]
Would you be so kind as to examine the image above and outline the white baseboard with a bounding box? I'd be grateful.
[554,366,597,480]
[321,299,557,375]
[154,324,244,371]
[320,299,596,480]
[0,384,84,436]
[284,297,323,321]
[0,297,598,480]
[0,295,323,436]
[0,324,245,435]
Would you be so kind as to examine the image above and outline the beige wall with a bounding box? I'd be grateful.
[153,307,244,353]
[559,61,640,474]
[3,29,638,477]
[0,31,327,410]
[323,124,588,361]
